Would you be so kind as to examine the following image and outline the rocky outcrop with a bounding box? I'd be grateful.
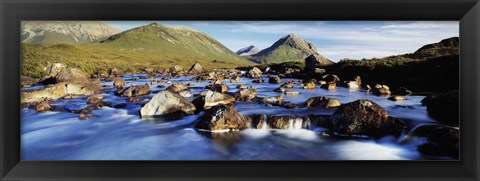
[43,63,67,77]
[304,54,330,73]
[194,104,249,131]
[140,90,196,117]
[188,63,204,74]
[421,90,459,126]
[328,99,406,137]
[305,96,341,108]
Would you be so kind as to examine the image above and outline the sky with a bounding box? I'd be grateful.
[104,21,459,62]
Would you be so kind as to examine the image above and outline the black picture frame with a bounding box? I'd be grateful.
[1,0,479,180]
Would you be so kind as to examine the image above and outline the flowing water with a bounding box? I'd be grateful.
[21,74,454,160]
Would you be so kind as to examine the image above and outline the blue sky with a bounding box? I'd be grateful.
[104,21,459,62]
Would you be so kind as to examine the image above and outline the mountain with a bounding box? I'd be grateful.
[21,21,120,44]
[236,45,261,56]
[21,23,254,78]
[248,33,332,65]
[412,37,459,58]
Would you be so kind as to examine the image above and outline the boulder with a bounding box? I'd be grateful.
[54,68,90,84]
[86,95,104,105]
[96,70,109,78]
[328,99,406,137]
[21,82,101,103]
[79,112,96,120]
[388,96,407,101]
[396,87,413,95]
[110,68,124,77]
[140,90,196,117]
[115,84,150,97]
[305,96,341,108]
[113,78,126,89]
[285,91,300,95]
[166,83,188,93]
[321,83,336,90]
[194,104,249,131]
[20,76,39,87]
[415,126,459,158]
[303,82,315,89]
[237,85,247,89]
[322,74,340,84]
[230,75,241,83]
[127,97,142,103]
[267,115,311,129]
[268,76,281,84]
[43,63,67,77]
[283,103,302,109]
[211,84,228,93]
[204,90,235,108]
[233,86,257,101]
[251,114,268,129]
[260,95,283,106]
[421,90,459,126]
[281,81,295,88]
[188,63,204,74]
[314,68,326,74]
[35,100,53,112]
[346,81,360,89]
[247,67,263,78]
[372,84,391,96]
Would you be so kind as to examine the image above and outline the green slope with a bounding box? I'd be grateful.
[21,23,255,78]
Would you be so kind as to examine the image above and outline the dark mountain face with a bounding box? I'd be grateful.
[248,33,332,65]
[412,37,459,58]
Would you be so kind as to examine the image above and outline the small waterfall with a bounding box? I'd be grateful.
[288,117,304,130]
[261,115,268,130]
[398,123,458,143]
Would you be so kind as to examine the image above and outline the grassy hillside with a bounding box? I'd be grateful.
[21,23,255,78]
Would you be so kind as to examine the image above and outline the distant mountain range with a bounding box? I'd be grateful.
[236,45,261,56]
[21,21,120,44]
[247,33,332,65]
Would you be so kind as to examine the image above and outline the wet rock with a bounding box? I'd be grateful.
[303,81,315,89]
[150,80,158,85]
[396,87,413,95]
[305,96,341,108]
[321,83,336,90]
[110,68,124,77]
[322,74,340,84]
[205,91,235,108]
[259,95,283,106]
[234,86,257,101]
[113,78,126,89]
[317,80,327,86]
[21,76,39,87]
[281,81,295,88]
[35,100,52,112]
[328,99,406,137]
[314,68,326,74]
[157,84,166,88]
[388,96,407,101]
[21,83,101,103]
[421,90,459,126]
[168,65,183,73]
[140,90,196,117]
[54,68,90,84]
[414,126,459,158]
[252,79,264,83]
[65,103,99,113]
[230,75,241,83]
[267,115,311,129]
[186,82,195,87]
[166,83,188,93]
[188,63,204,74]
[115,84,150,97]
[179,90,194,98]
[363,84,372,91]
[194,104,249,131]
[283,103,302,109]
[250,114,268,129]
[79,112,96,120]
[211,83,228,93]
[236,85,247,89]
[86,95,103,105]
[128,97,142,103]
[285,91,300,95]
[247,67,263,78]
[345,81,360,89]
[268,76,281,84]
[372,84,391,96]
[274,87,285,93]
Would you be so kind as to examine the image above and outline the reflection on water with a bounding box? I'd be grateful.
[21,74,453,160]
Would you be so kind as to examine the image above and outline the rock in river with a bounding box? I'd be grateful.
[188,63,204,74]
[247,67,263,78]
[234,86,257,101]
[267,115,311,129]
[140,90,196,117]
[21,82,101,103]
[54,68,90,84]
[421,90,459,126]
[194,104,249,131]
[35,100,53,112]
[115,83,150,97]
[328,99,406,138]
[204,90,235,108]
[305,96,341,108]
[372,84,391,96]
[268,76,281,84]
[113,77,126,89]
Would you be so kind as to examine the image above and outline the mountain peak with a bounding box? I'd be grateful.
[413,37,459,57]
[236,45,261,56]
